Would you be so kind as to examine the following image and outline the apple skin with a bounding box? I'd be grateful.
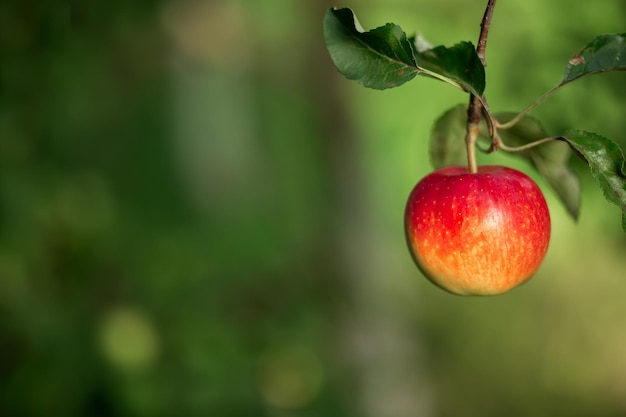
[405,165,551,296]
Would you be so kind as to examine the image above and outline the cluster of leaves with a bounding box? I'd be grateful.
[323,7,626,231]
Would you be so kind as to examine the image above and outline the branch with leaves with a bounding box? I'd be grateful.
[323,5,626,231]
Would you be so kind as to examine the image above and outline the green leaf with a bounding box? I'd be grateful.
[558,130,626,232]
[561,33,626,86]
[496,114,581,220]
[323,8,485,95]
[323,8,419,89]
[430,104,468,169]
[414,42,486,96]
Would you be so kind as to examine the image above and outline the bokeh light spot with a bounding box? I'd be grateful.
[256,345,324,410]
[99,306,159,372]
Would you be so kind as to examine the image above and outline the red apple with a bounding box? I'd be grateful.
[405,165,551,296]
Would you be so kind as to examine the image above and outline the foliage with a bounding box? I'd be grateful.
[324,6,626,231]
[558,130,626,229]
[323,8,485,95]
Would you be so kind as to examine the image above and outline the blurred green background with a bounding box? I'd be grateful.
[2,1,626,416]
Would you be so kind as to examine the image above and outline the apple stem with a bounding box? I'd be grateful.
[465,110,479,173]
[464,0,496,173]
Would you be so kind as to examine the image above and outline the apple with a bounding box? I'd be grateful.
[405,165,551,296]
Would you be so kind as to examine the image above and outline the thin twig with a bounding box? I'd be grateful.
[476,0,496,63]
[465,0,496,173]
[496,135,560,152]
[496,84,562,130]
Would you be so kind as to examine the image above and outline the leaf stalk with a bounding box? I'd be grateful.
[496,136,560,152]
